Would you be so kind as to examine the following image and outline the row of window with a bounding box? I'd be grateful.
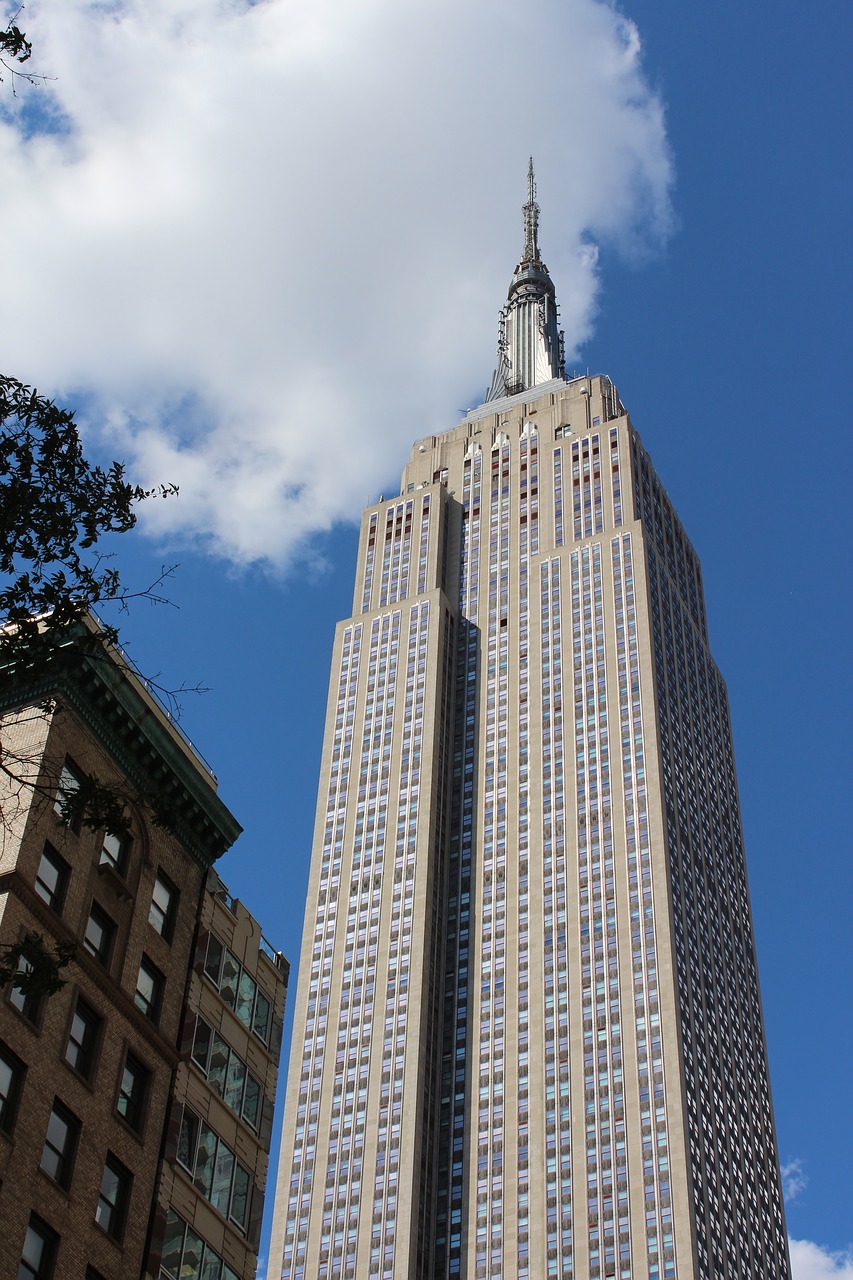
[14,1147,131,1280]
[2,1018,151,1137]
[36,835,178,942]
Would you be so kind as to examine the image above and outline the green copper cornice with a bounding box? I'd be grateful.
[0,634,242,867]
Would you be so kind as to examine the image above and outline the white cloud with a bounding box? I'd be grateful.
[1,0,673,568]
[783,1157,809,1202]
[790,1240,853,1280]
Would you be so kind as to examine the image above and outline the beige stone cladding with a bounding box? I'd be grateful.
[147,872,288,1280]
[270,373,790,1280]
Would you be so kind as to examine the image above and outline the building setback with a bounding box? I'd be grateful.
[0,623,288,1280]
[269,168,791,1280]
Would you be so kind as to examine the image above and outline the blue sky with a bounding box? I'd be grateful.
[2,0,851,1274]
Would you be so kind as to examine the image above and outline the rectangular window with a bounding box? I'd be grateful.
[160,1209,240,1280]
[40,1099,79,1189]
[95,1154,131,1241]
[8,953,43,1024]
[17,1216,58,1280]
[83,903,116,967]
[65,998,102,1081]
[99,831,130,877]
[134,957,163,1022]
[191,1017,262,1131]
[204,936,273,1045]
[176,1106,252,1232]
[148,871,177,941]
[53,759,82,833]
[34,845,69,912]
[116,1051,150,1132]
[0,1040,25,1133]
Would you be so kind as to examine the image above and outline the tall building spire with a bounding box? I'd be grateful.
[522,156,540,262]
[487,159,565,401]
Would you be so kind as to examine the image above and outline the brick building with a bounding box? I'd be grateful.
[0,625,287,1280]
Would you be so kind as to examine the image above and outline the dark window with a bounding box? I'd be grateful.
[99,831,130,877]
[116,1051,150,1131]
[204,935,273,1045]
[34,845,69,912]
[8,954,43,1024]
[148,871,177,941]
[85,1269,108,1280]
[191,1016,263,1131]
[134,957,163,1022]
[161,1209,241,1280]
[17,1216,58,1280]
[95,1154,131,1241]
[40,1099,79,1189]
[83,903,115,967]
[176,1106,251,1232]
[0,1040,25,1133]
[53,759,82,833]
[65,998,102,1081]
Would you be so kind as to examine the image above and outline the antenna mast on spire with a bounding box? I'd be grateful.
[522,157,540,263]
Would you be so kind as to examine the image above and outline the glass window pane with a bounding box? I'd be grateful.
[210,1142,234,1214]
[253,990,271,1043]
[0,1055,13,1122]
[200,1246,223,1280]
[177,1109,198,1171]
[134,958,162,1021]
[161,1210,185,1280]
[230,1163,250,1230]
[35,846,66,910]
[208,1034,229,1097]
[191,1018,212,1073]
[224,1052,246,1113]
[193,1123,217,1198]
[83,905,114,965]
[219,952,239,1010]
[234,970,255,1028]
[100,832,129,875]
[204,936,223,984]
[149,872,176,939]
[181,1226,203,1280]
[243,1074,261,1131]
[96,1159,126,1236]
[41,1105,74,1184]
[117,1053,147,1130]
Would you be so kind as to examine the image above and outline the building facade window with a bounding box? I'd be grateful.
[83,903,115,967]
[34,844,69,912]
[17,1215,58,1280]
[148,871,177,941]
[204,935,272,1044]
[95,1154,131,1241]
[0,1039,25,1134]
[100,831,130,877]
[65,998,102,1081]
[134,957,164,1022]
[40,1099,80,1189]
[177,1106,251,1233]
[53,759,82,833]
[191,1016,262,1131]
[116,1051,150,1131]
[160,1209,240,1280]
[8,953,43,1024]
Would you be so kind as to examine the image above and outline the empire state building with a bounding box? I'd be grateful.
[269,166,791,1280]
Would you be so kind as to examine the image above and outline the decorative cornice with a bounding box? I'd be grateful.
[0,637,242,868]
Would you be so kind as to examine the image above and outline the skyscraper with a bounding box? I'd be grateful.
[269,165,791,1280]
